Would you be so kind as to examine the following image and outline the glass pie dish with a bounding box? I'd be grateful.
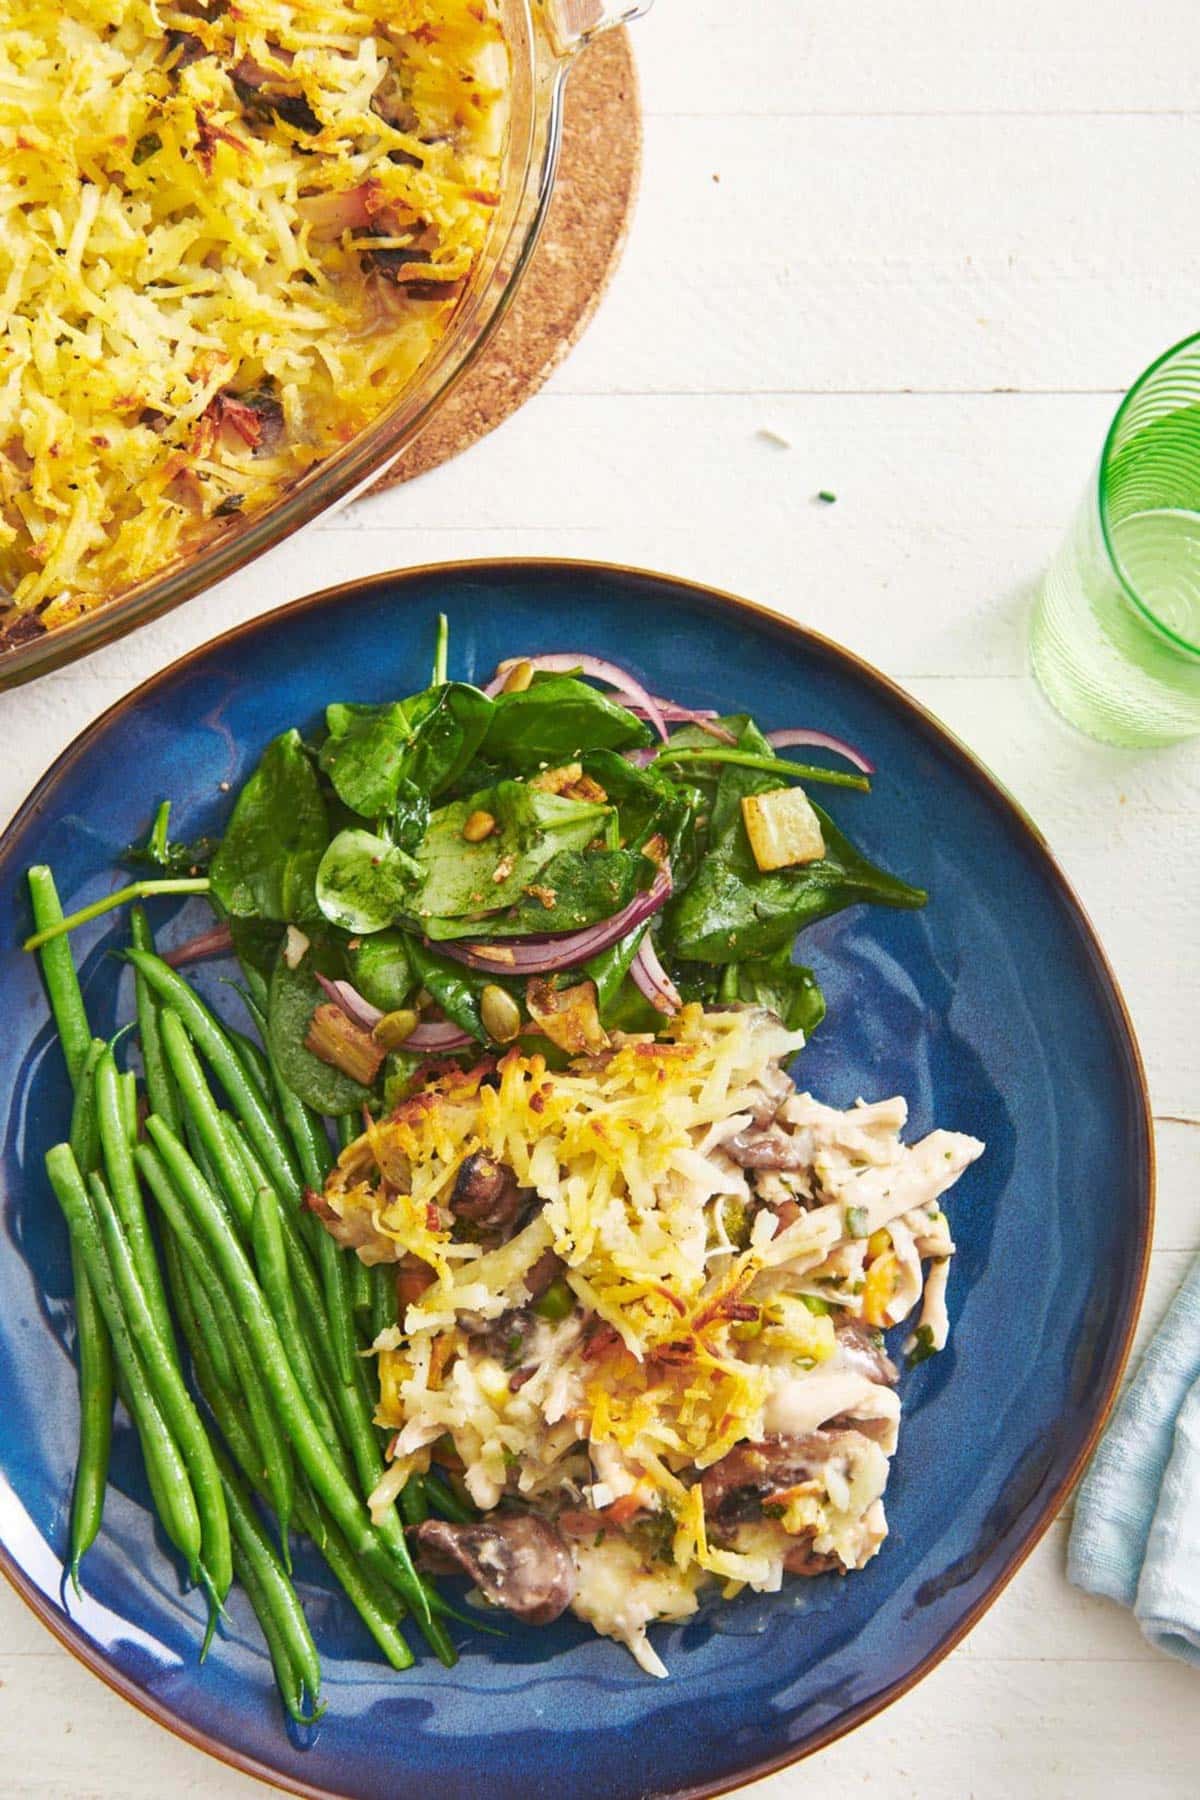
[0,0,652,692]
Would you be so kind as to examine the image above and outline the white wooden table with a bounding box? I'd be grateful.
[2,4,1198,1794]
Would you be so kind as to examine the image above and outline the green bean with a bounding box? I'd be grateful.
[28,867,92,1085]
[199,1349,414,1673]
[296,1496,414,1672]
[214,1440,322,1711]
[163,1021,336,1428]
[256,1032,332,1192]
[220,1119,349,1428]
[400,1474,429,1528]
[238,1014,360,1395]
[227,1125,428,1634]
[369,1263,399,1344]
[136,1144,295,1560]
[166,1231,392,1683]
[160,1011,256,1235]
[127,950,302,1205]
[336,1113,358,1153]
[118,1069,139,1147]
[95,1047,175,1351]
[87,1173,232,1603]
[140,1116,429,1614]
[350,1255,373,1334]
[23,878,211,951]
[234,1535,324,1725]
[239,964,270,1013]
[177,1238,238,1398]
[228,1026,290,1145]
[66,1237,114,1589]
[182,1107,224,1199]
[45,1146,201,1579]
[64,1038,113,1588]
[421,1471,477,1525]
[249,1183,351,1475]
[339,1354,457,1667]
[317,1228,358,1389]
[68,1039,107,1173]
[130,907,182,1136]
[165,1236,265,1485]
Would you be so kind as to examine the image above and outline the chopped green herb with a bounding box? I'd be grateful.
[908,1324,937,1367]
[845,1204,869,1239]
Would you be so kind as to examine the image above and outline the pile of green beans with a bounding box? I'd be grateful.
[28,867,460,1728]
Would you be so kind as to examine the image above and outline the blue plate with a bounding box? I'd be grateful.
[0,562,1151,1798]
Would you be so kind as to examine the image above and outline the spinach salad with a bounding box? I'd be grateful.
[42,623,926,1120]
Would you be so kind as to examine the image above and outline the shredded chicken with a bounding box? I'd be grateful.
[314,1005,984,1674]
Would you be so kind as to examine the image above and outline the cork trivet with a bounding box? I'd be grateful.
[375,27,641,489]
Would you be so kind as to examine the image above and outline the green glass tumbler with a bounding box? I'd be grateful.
[1031,332,1200,745]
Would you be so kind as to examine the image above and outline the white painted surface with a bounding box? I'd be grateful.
[1,3,1198,1795]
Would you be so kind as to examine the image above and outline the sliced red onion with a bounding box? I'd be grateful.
[765,728,875,775]
[630,934,681,1014]
[163,923,234,967]
[435,865,673,977]
[484,654,668,741]
[628,699,737,744]
[404,1019,475,1053]
[623,747,657,768]
[315,973,383,1031]
[316,973,475,1052]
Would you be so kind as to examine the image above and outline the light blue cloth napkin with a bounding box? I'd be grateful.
[1068,1252,1200,1665]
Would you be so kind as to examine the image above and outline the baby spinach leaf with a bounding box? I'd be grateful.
[416,782,610,929]
[383,1050,425,1111]
[267,950,375,1113]
[475,847,642,937]
[665,799,926,962]
[600,975,661,1036]
[727,950,826,1035]
[577,749,681,848]
[400,682,494,798]
[585,923,648,1012]
[404,940,489,1040]
[479,675,651,767]
[348,930,414,1014]
[391,777,430,855]
[210,730,328,921]
[228,917,285,984]
[315,828,421,935]
[319,702,412,819]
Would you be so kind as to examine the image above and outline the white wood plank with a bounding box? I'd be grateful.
[3,1599,1199,1799]
[16,389,1129,691]
[749,1654,1200,1798]
[557,113,1200,395]
[1152,1122,1199,1253]
[633,0,1200,117]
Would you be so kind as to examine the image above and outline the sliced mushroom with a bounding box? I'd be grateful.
[834,1319,898,1386]
[782,1536,841,1577]
[701,1429,869,1524]
[414,1514,576,1626]
[451,1152,525,1231]
[724,1122,808,1172]
[232,57,321,134]
[302,1188,382,1256]
[744,1061,795,1125]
